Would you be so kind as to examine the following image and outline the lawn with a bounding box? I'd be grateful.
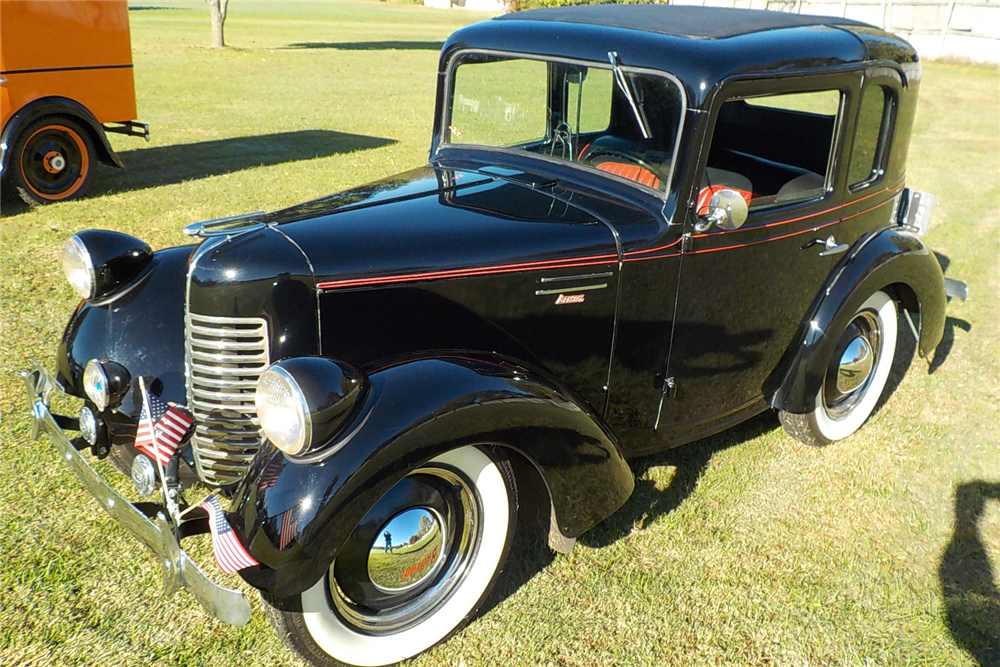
[2,2,998,666]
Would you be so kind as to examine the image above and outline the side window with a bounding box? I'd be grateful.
[848,85,892,190]
[701,90,841,213]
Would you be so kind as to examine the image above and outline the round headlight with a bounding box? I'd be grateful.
[62,235,96,299]
[256,366,311,456]
[83,360,110,411]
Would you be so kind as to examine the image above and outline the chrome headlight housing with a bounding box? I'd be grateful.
[256,357,365,457]
[62,230,153,301]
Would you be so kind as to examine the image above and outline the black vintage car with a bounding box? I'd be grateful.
[22,6,966,667]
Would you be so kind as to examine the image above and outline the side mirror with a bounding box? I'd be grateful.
[694,189,749,232]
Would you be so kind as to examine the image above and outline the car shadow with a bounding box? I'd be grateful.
[939,481,1000,667]
[929,316,972,375]
[482,411,779,616]
[284,41,445,51]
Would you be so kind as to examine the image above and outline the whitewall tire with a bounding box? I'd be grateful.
[780,290,898,447]
[264,446,516,667]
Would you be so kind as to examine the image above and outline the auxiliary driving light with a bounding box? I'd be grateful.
[131,454,158,497]
[79,406,99,446]
[83,359,130,412]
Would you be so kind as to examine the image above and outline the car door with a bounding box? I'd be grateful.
[657,75,856,441]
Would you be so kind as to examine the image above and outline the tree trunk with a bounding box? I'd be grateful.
[207,0,230,49]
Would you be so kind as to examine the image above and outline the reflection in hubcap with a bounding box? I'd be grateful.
[836,336,873,394]
[368,508,446,593]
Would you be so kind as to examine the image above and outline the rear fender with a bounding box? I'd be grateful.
[231,354,635,597]
[766,227,946,413]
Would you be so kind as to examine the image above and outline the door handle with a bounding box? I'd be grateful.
[804,235,849,256]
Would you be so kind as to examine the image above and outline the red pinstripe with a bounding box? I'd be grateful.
[316,188,900,291]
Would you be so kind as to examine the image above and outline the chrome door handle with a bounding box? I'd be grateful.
[812,235,849,256]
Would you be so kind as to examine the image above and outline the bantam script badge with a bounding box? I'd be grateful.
[555,294,586,305]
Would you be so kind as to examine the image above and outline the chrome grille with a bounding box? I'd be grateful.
[185,313,270,486]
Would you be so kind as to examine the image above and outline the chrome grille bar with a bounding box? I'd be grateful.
[185,312,269,486]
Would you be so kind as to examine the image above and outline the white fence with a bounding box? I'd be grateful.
[424,0,1000,63]
[676,0,1000,63]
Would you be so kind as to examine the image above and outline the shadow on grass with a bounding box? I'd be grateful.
[930,316,972,375]
[483,412,779,616]
[939,481,1000,667]
[1,129,397,216]
[98,130,396,196]
[285,41,445,51]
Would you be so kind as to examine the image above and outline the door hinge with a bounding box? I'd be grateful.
[681,233,692,253]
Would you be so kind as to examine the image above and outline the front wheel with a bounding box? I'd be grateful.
[264,446,517,667]
[780,290,899,447]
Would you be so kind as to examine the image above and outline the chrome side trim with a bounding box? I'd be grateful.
[538,271,614,283]
[535,283,608,296]
[20,361,251,626]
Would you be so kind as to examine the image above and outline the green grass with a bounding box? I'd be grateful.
[2,3,999,666]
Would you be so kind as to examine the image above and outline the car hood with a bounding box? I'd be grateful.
[261,163,615,287]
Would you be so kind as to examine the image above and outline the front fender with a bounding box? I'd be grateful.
[766,227,946,413]
[230,354,634,597]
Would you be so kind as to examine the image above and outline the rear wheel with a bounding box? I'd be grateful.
[780,290,898,447]
[8,116,96,205]
[264,446,517,667]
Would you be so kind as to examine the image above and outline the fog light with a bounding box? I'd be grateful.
[79,406,99,446]
[131,454,157,497]
[82,359,131,412]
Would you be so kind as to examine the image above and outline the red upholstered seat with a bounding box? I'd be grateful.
[697,185,753,216]
[596,161,661,189]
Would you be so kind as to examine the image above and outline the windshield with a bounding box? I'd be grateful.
[445,53,684,194]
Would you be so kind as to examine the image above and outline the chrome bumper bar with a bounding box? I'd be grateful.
[20,361,251,626]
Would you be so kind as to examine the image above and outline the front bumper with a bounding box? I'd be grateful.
[20,360,252,626]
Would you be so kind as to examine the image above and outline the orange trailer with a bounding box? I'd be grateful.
[0,0,147,204]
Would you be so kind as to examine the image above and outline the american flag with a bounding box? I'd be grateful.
[135,391,194,466]
[198,494,259,573]
[277,507,298,551]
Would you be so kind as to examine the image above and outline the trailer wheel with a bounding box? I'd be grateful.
[8,116,96,205]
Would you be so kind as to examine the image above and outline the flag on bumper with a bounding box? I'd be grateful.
[135,391,193,465]
[199,494,259,573]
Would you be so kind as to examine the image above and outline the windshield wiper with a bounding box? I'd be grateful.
[608,51,651,140]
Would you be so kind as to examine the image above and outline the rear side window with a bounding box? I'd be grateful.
[702,90,841,212]
[848,85,892,190]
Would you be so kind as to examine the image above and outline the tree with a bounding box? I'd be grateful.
[206,0,231,49]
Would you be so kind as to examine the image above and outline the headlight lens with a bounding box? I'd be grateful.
[83,360,110,411]
[62,235,95,299]
[256,366,311,456]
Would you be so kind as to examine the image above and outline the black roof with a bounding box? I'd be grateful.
[442,6,916,107]
[496,5,871,40]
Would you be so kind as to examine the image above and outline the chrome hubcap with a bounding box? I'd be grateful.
[329,465,481,634]
[823,311,882,420]
[368,508,446,593]
[836,335,873,394]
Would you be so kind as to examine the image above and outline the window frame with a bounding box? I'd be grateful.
[847,82,897,194]
[691,74,856,227]
[439,48,688,198]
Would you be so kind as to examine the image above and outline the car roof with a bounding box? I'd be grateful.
[442,6,917,106]
[496,4,871,39]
